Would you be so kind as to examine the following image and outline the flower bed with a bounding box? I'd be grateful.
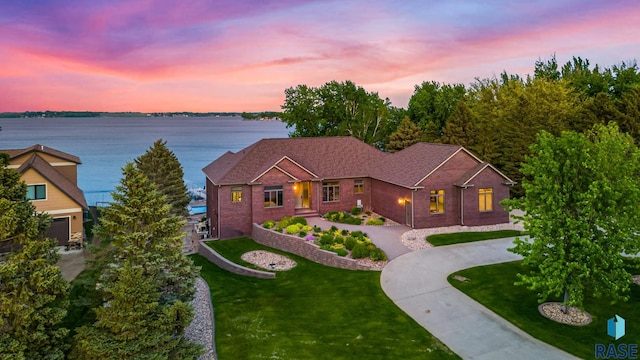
[262,217,387,262]
[322,208,388,226]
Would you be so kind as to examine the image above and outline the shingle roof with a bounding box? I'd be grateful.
[1,144,81,164]
[203,137,383,185]
[18,154,88,209]
[372,143,464,187]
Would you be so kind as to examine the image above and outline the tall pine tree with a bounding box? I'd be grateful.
[0,153,69,359]
[386,116,424,152]
[72,162,201,359]
[135,140,190,217]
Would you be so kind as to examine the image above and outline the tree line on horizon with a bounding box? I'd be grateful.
[280,55,640,196]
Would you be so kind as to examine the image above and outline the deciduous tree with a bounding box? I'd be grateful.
[504,123,640,312]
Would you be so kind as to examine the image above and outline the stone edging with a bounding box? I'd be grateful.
[198,240,276,279]
[198,276,217,360]
[252,223,372,271]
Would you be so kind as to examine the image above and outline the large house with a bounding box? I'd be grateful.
[1,144,88,250]
[202,137,515,239]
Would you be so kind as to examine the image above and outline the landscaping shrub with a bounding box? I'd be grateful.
[330,243,345,250]
[366,244,377,251]
[319,234,335,245]
[313,225,322,232]
[341,229,348,236]
[351,231,365,239]
[351,243,370,259]
[262,220,275,229]
[366,218,384,225]
[351,206,362,215]
[370,248,387,261]
[330,225,338,232]
[344,217,363,225]
[275,227,283,233]
[344,236,356,250]
[302,225,313,232]
[290,217,307,226]
[334,235,344,244]
[331,248,348,257]
[299,231,307,237]
[276,216,293,229]
[379,217,386,222]
[286,224,300,234]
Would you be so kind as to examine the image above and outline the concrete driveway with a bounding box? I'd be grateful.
[381,238,578,360]
[304,217,412,259]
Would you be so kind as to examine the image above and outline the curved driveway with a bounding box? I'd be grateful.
[381,238,578,360]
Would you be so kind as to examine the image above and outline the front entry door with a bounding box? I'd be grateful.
[294,181,311,208]
[405,200,412,227]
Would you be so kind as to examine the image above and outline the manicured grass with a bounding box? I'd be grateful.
[193,238,459,360]
[426,230,526,246]
[448,261,640,359]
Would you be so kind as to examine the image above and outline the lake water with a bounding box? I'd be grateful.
[0,116,290,205]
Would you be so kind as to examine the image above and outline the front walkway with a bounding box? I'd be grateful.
[380,238,578,360]
[304,217,412,259]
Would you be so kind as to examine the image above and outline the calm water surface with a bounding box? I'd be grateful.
[0,116,290,205]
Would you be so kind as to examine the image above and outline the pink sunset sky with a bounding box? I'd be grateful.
[1,0,639,112]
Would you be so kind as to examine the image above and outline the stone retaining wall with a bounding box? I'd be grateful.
[252,223,372,271]
[198,240,276,279]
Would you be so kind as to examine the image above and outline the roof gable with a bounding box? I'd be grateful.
[2,144,81,164]
[455,162,516,187]
[18,155,88,209]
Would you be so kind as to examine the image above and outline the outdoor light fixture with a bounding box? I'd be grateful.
[398,198,404,205]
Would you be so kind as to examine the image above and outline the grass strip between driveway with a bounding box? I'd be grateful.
[448,261,640,359]
[426,230,526,246]
[192,237,460,360]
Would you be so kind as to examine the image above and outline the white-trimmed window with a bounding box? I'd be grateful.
[354,179,364,194]
[27,184,46,200]
[264,186,283,207]
[231,186,242,202]
[322,182,340,202]
[479,188,493,212]
[429,189,445,214]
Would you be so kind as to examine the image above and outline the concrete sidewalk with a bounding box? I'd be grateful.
[381,238,578,360]
[305,217,412,260]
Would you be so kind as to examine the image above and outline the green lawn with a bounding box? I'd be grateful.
[448,261,640,359]
[193,238,459,360]
[426,230,526,246]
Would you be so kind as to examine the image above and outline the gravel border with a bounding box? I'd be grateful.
[538,302,592,326]
[184,277,217,360]
[240,250,297,271]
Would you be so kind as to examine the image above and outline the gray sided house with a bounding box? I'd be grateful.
[202,137,514,239]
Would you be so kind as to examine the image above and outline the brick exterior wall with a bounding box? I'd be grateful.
[205,178,218,237]
[219,184,253,239]
[198,240,275,279]
[252,224,373,271]
[370,179,412,226]
[317,178,370,214]
[460,168,510,226]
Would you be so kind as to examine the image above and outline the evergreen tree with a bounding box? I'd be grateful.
[0,154,69,359]
[440,101,477,149]
[135,140,190,217]
[386,116,423,152]
[73,162,201,359]
[504,123,640,312]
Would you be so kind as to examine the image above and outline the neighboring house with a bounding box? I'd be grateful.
[1,144,88,250]
[202,137,515,239]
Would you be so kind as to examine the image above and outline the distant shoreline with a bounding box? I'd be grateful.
[0,111,282,120]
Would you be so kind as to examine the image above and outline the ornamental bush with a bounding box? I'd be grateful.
[344,237,356,250]
[366,218,384,225]
[351,206,362,215]
[370,248,387,261]
[276,216,293,229]
[302,225,313,232]
[332,248,348,257]
[286,224,300,234]
[290,217,307,226]
[319,234,335,245]
[351,243,370,259]
[263,220,275,229]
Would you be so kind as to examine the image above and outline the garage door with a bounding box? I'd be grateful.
[44,217,70,246]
